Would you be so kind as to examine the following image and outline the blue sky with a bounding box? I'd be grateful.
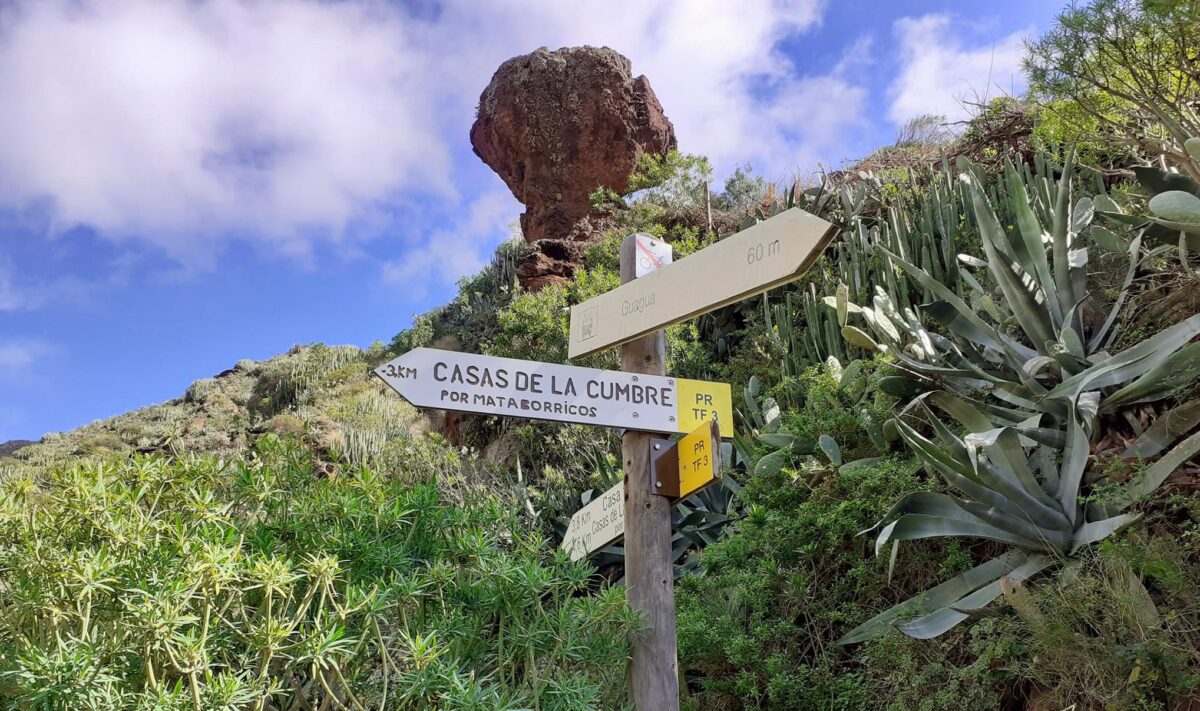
[0,0,1061,440]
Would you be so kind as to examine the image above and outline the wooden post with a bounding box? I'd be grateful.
[705,180,713,236]
[619,235,679,710]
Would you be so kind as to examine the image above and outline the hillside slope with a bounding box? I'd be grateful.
[0,343,427,479]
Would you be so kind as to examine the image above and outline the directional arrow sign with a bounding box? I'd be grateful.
[561,481,624,561]
[568,208,837,359]
[374,348,731,435]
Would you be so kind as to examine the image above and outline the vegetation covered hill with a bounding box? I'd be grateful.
[4,1,1200,708]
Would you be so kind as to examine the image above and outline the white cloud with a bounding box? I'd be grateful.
[0,0,855,270]
[0,0,449,263]
[888,14,1031,126]
[0,339,53,376]
[380,190,520,299]
[760,73,869,179]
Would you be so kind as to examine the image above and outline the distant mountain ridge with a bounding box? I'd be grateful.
[0,440,35,458]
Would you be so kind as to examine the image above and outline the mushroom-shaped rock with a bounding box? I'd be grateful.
[471,46,676,289]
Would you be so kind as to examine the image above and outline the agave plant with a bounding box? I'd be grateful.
[670,477,743,577]
[836,156,1200,439]
[831,154,1200,642]
[1120,136,1200,255]
[838,391,1200,642]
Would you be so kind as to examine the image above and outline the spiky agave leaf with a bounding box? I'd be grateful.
[834,159,1200,439]
[1122,400,1200,458]
[840,392,1157,642]
[837,549,1034,644]
[894,552,1058,640]
[1094,428,1200,517]
[1048,314,1200,406]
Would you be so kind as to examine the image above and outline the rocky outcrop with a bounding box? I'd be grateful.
[471,46,675,289]
[514,237,589,291]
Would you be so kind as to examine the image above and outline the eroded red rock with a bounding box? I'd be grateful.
[470,46,675,289]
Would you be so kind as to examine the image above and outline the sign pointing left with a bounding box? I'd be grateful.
[374,348,731,435]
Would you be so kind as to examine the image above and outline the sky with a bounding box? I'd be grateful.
[0,0,1061,441]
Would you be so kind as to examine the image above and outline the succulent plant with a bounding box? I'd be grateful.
[832,156,1200,440]
[838,389,1200,642]
[837,155,1200,643]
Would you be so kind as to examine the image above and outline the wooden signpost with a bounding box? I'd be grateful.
[375,208,832,710]
[615,237,678,708]
[568,208,837,359]
[572,209,832,710]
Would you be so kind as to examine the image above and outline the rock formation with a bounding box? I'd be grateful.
[471,46,676,289]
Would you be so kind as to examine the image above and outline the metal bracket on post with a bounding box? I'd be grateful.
[649,437,680,498]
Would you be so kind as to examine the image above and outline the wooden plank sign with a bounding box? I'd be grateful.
[374,348,731,435]
[568,208,837,359]
[561,481,624,561]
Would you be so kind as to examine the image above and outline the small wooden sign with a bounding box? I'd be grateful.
[561,481,624,561]
[568,208,837,359]
[651,420,721,500]
[374,348,731,435]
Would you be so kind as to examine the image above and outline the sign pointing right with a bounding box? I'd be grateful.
[568,208,837,359]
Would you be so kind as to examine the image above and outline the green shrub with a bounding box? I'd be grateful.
[773,357,896,461]
[1001,506,1200,711]
[489,282,575,367]
[859,618,1025,711]
[0,437,635,709]
[678,454,982,709]
[1025,0,1200,178]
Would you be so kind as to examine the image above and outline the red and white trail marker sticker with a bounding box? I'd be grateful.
[633,233,673,278]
